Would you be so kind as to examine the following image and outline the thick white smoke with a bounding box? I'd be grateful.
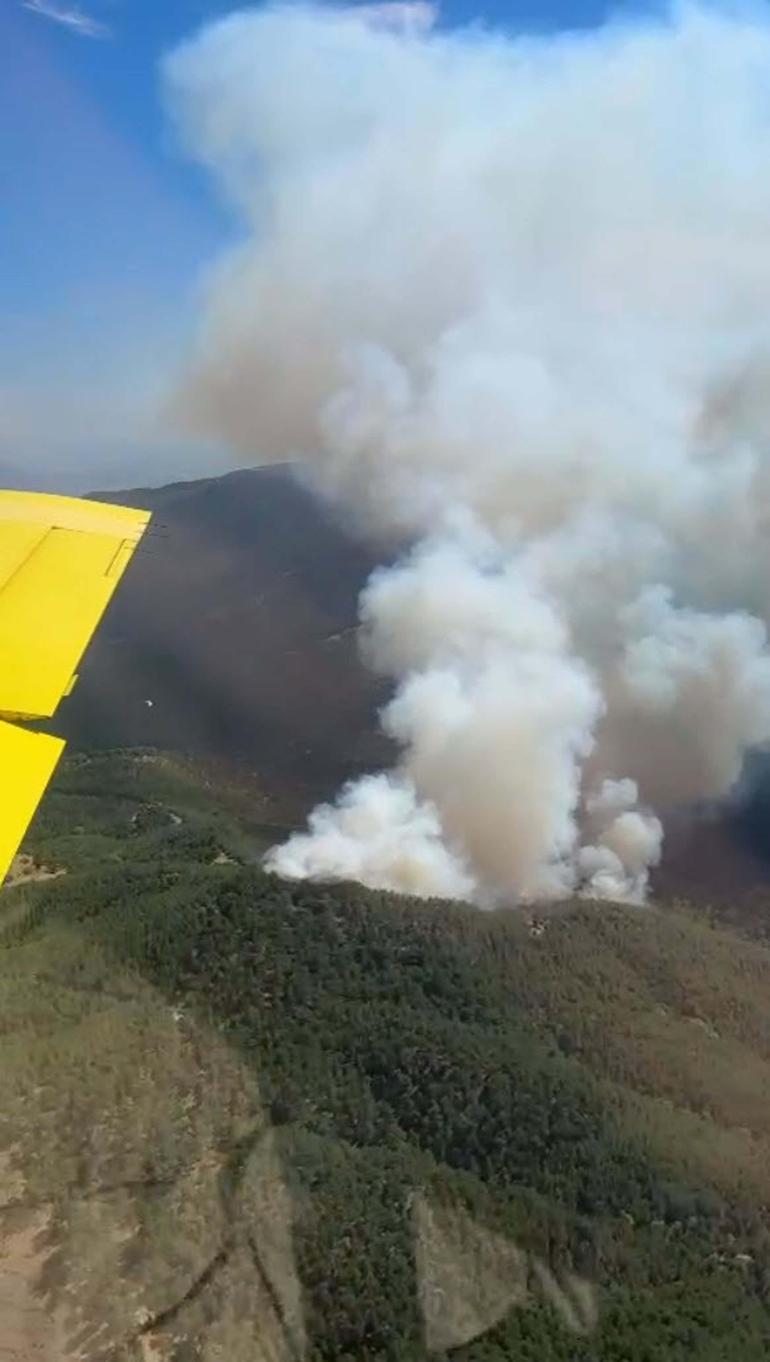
[167,2,770,904]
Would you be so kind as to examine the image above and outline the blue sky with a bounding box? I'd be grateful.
[1,0,644,492]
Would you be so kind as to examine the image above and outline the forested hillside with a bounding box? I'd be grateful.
[2,751,770,1359]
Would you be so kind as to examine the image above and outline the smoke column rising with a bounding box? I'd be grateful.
[167,2,770,903]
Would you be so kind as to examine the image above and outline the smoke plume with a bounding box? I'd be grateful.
[167,2,770,904]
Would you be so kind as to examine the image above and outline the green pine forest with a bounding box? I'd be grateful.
[3,750,770,1360]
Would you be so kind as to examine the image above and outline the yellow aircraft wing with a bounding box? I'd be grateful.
[0,490,150,881]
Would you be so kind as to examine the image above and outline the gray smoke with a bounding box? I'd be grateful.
[167,2,770,903]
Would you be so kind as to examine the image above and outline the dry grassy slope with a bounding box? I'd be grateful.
[0,754,302,1361]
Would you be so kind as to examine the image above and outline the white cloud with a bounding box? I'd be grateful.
[21,0,110,39]
[348,3,437,33]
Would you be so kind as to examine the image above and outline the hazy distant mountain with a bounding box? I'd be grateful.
[59,466,391,813]
[55,464,770,900]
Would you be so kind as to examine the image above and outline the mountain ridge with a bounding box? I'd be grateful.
[60,465,392,817]
[58,464,770,907]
